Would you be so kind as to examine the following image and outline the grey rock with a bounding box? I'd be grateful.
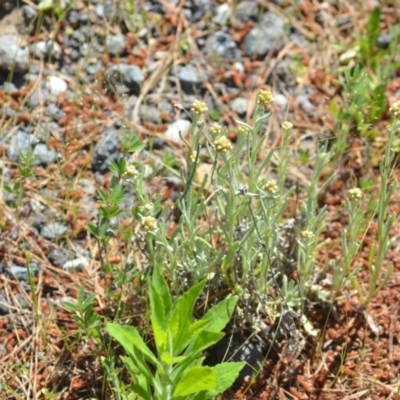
[95,4,105,18]
[0,293,10,315]
[78,12,89,23]
[69,10,80,25]
[159,101,173,115]
[106,64,144,95]
[41,222,68,239]
[139,105,161,124]
[243,12,287,57]
[32,143,57,165]
[3,82,16,94]
[86,62,102,75]
[229,97,249,116]
[46,104,66,121]
[178,66,203,94]
[28,86,49,107]
[335,15,353,27]
[91,128,120,173]
[192,0,212,20]
[106,34,126,56]
[63,257,89,272]
[48,248,70,268]
[206,31,239,59]
[10,264,39,282]
[233,0,259,23]
[30,40,61,59]
[165,119,191,142]
[0,35,29,72]
[297,91,315,114]
[22,5,37,20]
[7,130,38,162]
[212,3,230,25]
[377,33,391,49]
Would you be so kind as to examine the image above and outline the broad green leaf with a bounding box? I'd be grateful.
[120,356,152,395]
[151,315,167,353]
[160,351,188,365]
[149,281,166,327]
[106,323,158,366]
[129,384,152,400]
[185,331,224,357]
[168,281,206,354]
[205,362,245,398]
[173,367,217,398]
[152,265,172,317]
[202,296,238,333]
[187,318,213,340]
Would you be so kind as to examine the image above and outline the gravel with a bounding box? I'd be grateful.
[0,35,30,72]
[206,31,240,59]
[106,64,144,95]
[91,128,120,173]
[7,130,38,162]
[41,223,68,239]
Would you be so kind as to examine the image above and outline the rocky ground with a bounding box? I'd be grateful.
[0,0,400,399]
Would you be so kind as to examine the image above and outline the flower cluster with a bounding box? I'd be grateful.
[141,216,157,232]
[190,100,208,116]
[262,179,278,194]
[348,188,363,201]
[142,203,154,214]
[390,100,400,118]
[301,230,314,239]
[281,121,293,131]
[209,122,222,136]
[214,136,233,154]
[258,89,275,107]
[189,150,197,163]
[238,124,250,135]
[123,164,139,179]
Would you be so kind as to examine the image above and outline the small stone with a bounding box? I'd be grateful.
[192,0,212,20]
[212,3,231,25]
[28,86,49,107]
[233,0,259,24]
[48,248,69,268]
[63,257,89,272]
[7,130,38,162]
[22,5,37,20]
[139,104,161,124]
[32,143,58,165]
[95,4,104,17]
[91,128,120,173]
[106,34,126,56]
[41,222,68,239]
[178,66,203,94]
[206,31,239,60]
[46,104,66,121]
[0,35,30,72]
[30,40,61,59]
[0,293,10,315]
[106,64,144,95]
[376,33,391,49]
[165,119,191,142]
[243,12,287,57]
[229,97,249,116]
[10,264,39,282]
[46,76,68,96]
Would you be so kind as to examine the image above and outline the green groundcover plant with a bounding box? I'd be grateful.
[106,266,244,400]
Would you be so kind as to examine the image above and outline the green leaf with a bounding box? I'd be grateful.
[152,265,172,317]
[160,351,188,365]
[151,314,167,353]
[205,362,245,398]
[120,355,152,394]
[202,296,238,333]
[173,367,217,397]
[106,323,158,366]
[167,281,206,354]
[186,331,224,356]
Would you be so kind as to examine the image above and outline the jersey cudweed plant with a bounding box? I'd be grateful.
[106,266,244,400]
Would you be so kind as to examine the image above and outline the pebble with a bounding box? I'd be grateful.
[10,264,39,282]
[0,293,10,315]
[30,40,62,59]
[47,247,70,268]
[7,130,38,162]
[63,257,89,272]
[106,64,144,95]
[212,3,231,25]
[22,5,37,20]
[243,12,287,57]
[192,0,212,20]
[206,31,239,59]
[0,35,30,72]
[32,143,58,165]
[28,86,50,107]
[41,222,68,239]
[376,33,391,49]
[139,104,161,124]
[229,97,249,116]
[91,128,120,173]
[106,34,126,56]
[233,0,259,24]
[46,104,66,121]
[178,66,203,94]
[165,119,191,142]
[46,76,68,96]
